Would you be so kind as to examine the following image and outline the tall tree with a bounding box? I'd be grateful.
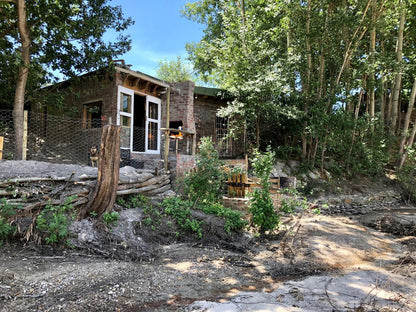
[155,56,194,82]
[0,0,133,159]
[184,0,416,173]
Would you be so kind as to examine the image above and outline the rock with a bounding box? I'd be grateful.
[271,161,288,178]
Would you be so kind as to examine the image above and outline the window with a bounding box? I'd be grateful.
[147,100,160,151]
[117,86,161,153]
[118,87,133,149]
[82,101,102,129]
[215,116,232,156]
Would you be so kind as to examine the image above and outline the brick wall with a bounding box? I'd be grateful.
[168,81,196,132]
[193,97,219,142]
[194,96,246,157]
[175,154,196,177]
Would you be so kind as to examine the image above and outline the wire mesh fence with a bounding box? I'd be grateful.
[0,109,195,167]
[0,109,104,165]
[0,110,17,160]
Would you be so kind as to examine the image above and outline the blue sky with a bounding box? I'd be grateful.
[106,0,204,77]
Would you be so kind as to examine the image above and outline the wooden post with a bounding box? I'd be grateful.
[0,136,3,160]
[22,110,28,160]
[79,125,121,219]
[164,87,171,171]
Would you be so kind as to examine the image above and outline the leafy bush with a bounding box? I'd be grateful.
[183,137,228,204]
[36,196,75,244]
[162,197,202,238]
[199,202,247,234]
[249,148,280,233]
[162,196,247,238]
[0,199,17,245]
[142,205,162,229]
[117,194,148,208]
[398,148,416,203]
[102,211,119,226]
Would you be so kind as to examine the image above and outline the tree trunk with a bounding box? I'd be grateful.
[302,0,312,160]
[368,22,376,122]
[13,0,31,160]
[399,118,416,169]
[398,78,416,168]
[390,6,406,133]
[380,73,386,124]
[79,125,121,219]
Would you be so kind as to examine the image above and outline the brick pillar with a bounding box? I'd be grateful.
[168,81,196,132]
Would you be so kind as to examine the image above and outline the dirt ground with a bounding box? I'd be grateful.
[1,201,416,312]
[0,161,415,311]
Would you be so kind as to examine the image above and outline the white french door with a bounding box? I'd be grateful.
[117,86,161,153]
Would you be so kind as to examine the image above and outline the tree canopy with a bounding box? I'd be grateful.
[155,56,194,83]
[184,0,416,176]
[0,0,133,158]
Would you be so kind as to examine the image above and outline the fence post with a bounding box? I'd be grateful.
[22,110,28,160]
[0,136,3,160]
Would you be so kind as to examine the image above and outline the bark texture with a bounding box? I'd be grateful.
[79,125,121,219]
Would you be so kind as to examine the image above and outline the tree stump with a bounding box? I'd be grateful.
[79,125,121,219]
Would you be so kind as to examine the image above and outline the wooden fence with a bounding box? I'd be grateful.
[226,173,281,198]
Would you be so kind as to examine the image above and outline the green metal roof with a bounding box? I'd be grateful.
[194,86,223,97]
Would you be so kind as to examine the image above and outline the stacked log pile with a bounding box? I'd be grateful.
[0,161,172,210]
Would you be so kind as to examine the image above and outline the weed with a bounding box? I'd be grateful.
[162,197,203,238]
[0,198,17,245]
[142,205,162,227]
[199,202,247,234]
[102,211,119,226]
[117,194,148,208]
[36,196,76,244]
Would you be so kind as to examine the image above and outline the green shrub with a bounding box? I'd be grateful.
[36,196,75,244]
[142,204,162,228]
[398,148,416,203]
[183,137,228,204]
[0,199,17,245]
[102,211,119,226]
[117,194,148,208]
[199,202,247,234]
[249,148,280,233]
[162,197,202,238]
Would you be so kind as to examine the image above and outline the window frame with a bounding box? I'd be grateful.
[117,86,161,154]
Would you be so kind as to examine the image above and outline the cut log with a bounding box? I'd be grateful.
[116,178,171,196]
[116,174,169,191]
[79,125,121,219]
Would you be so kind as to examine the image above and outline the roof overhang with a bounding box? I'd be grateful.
[115,66,170,89]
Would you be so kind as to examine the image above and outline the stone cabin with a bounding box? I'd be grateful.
[30,64,243,175]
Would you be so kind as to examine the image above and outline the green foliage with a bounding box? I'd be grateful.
[183,0,409,178]
[279,188,309,214]
[398,148,416,203]
[36,196,75,244]
[0,0,133,108]
[102,211,119,227]
[184,137,228,204]
[162,197,203,238]
[155,56,194,82]
[249,148,281,233]
[199,202,247,234]
[117,194,148,208]
[142,205,162,228]
[0,199,17,245]
[161,196,247,238]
